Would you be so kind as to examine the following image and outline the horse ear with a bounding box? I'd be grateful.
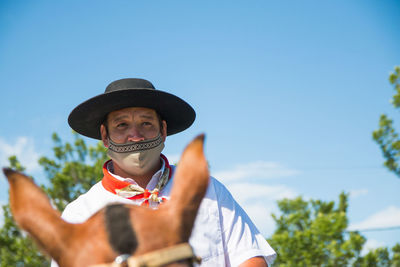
[166,134,209,240]
[2,168,72,259]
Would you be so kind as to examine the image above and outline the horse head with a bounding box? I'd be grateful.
[3,134,209,267]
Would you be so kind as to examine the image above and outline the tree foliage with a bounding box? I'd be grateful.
[373,65,400,177]
[0,133,107,266]
[39,132,108,211]
[268,193,400,266]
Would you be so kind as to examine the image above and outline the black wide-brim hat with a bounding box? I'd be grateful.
[68,78,196,140]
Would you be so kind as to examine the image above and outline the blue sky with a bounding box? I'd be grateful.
[1,0,399,253]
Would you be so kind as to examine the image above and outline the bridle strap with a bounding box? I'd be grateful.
[90,243,201,267]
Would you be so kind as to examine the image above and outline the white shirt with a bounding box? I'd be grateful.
[52,162,276,266]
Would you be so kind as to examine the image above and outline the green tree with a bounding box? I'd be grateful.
[39,133,108,211]
[355,244,400,267]
[0,133,107,266]
[267,193,400,266]
[392,244,400,267]
[373,65,400,178]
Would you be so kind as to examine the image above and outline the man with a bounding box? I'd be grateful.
[53,78,276,266]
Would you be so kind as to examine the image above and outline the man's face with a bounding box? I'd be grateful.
[100,107,167,147]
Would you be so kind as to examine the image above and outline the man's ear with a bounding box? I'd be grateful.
[100,124,109,147]
[161,120,167,142]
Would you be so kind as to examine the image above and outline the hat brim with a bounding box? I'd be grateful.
[68,88,196,140]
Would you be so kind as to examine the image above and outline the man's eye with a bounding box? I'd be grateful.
[142,122,152,126]
[117,123,127,128]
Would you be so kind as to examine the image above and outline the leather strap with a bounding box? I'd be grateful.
[90,243,201,267]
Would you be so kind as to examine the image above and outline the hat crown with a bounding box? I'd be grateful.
[105,78,155,93]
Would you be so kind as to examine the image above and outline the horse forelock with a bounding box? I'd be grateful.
[105,204,138,255]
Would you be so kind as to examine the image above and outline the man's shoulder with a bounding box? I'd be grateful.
[70,181,105,203]
[169,165,230,199]
[207,175,236,203]
[208,176,228,190]
[61,181,118,223]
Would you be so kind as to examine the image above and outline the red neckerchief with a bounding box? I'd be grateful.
[101,154,172,206]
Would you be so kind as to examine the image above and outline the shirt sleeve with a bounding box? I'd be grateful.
[213,178,276,266]
[60,200,90,223]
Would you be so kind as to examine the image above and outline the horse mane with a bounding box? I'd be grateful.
[105,204,138,255]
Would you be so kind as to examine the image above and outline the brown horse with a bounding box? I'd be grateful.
[3,135,209,267]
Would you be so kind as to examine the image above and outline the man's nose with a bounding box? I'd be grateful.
[126,126,145,142]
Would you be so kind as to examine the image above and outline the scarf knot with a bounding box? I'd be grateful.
[102,154,172,207]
